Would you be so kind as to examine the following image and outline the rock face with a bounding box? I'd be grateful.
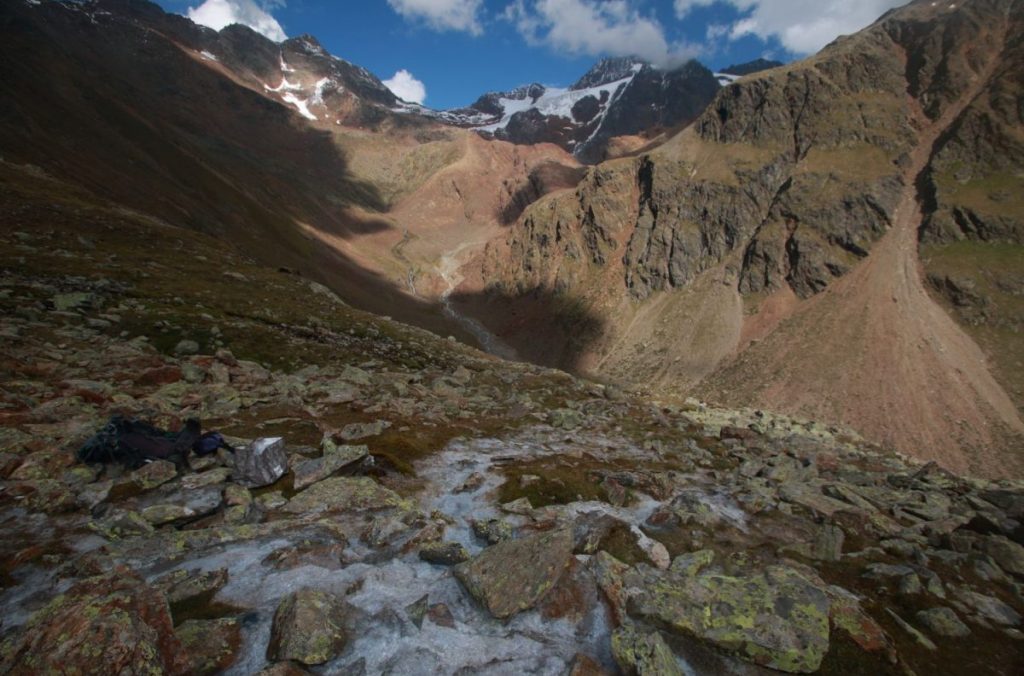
[473,0,1024,478]
[267,589,350,666]
[454,528,574,618]
[0,568,190,675]
[629,565,831,673]
[233,437,288,488]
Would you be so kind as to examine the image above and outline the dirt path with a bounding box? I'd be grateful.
[710,11,1024,477]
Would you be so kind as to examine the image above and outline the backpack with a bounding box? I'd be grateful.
[193,431,233,456]
[77,416,202,468]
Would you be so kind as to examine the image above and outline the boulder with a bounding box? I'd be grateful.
[233,437,288,488]
[628,565,830,673]
[267,589,350,665]
[0,568,189,675]
[454,528,574,619]
[981,535,1024,578]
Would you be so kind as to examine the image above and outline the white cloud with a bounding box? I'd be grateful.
[383,69,428,104]
[187,0,287,42]
[387,0,484,35]
[504,0,696,67]
[675,0,905,54]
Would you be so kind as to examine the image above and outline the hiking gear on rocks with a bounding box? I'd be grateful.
[78,416,201,468]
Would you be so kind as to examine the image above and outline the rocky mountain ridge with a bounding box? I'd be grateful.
[464,0,1024,478]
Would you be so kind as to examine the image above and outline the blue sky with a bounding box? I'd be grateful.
[158,1,906,109]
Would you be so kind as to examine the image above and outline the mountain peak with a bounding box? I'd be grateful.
[571,56,647,90]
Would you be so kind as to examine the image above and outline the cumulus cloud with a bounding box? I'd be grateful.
[187,0,287,42]
[675,1,905,54]
[383,69,428,104]
[504,0,696,67]
[387,0,484,35]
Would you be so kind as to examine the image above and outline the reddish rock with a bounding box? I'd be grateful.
[0,567,190,675]
[136,365,184,386]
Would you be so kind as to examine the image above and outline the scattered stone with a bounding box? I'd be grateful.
[130,459,178,491]
[425,602,456,628]
[472,518,514,544]
[455,472,485,493]
[419,541,470,566]
[669,549,715,577]
[954,589,1022,626]
[569,653,612,676]
[180,467,232,489]
[338,420,390,441]
[982,535,1024,578]
[156,567,229,605]
[454,528,574,619]
[267,589,350,666]
[610,624,683,676]
[886,609,937,651]
[916,607,970,638]
[501,496,534,515]
[177,618,242,675]
[174,339,200,356]
[233,437,288,488]
[810,524,845,562]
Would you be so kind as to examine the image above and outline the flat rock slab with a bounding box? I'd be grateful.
[629,565,830,673]
[267,588,350,666]
[282,476,406,516]
[292,444,368,491]
[454,528,574,619]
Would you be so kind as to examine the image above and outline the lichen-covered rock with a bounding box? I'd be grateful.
[454,528,574,619]
[610,624,684,676]
[233,437,288,488]
[292,443,367,491]
[0,567,189,675]
[419,540,470,566]
[281,476,407,516]
[267,589,350,666]
[628,565,830,673]
[176,617,242,675]
[916,607,970,638]
[155,567,229,605]
[472,518,514,544]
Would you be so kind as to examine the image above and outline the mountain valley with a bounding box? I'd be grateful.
[1,0,1023,674]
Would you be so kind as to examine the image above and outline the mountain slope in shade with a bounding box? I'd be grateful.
[0,0,582,349]
[463,0,1024,477]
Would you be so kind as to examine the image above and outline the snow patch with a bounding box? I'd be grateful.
[281,93,317,121]
[473,71,638,134]
[264,78,302,93]
[199,50,218,62]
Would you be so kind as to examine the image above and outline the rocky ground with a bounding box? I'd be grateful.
[2,167,1024,675]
